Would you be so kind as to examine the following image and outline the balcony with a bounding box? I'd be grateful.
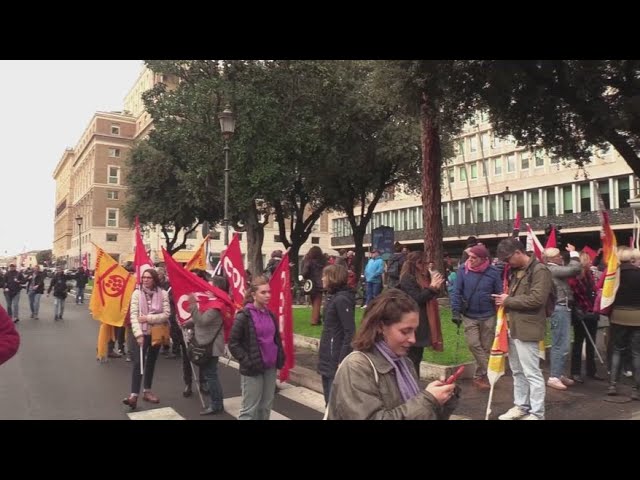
[331,208,634,246]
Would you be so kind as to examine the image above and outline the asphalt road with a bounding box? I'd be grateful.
[0,293,323,420]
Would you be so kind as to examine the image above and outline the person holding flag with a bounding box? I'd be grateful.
[494,238,553,420]
[228,275,285,420]
[122,268,170,410]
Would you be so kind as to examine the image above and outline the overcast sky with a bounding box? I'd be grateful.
[0,60,143,256]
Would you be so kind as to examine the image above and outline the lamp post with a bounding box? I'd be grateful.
[501,186,512,222]
[75,215,83,268]
[218,105,236,246]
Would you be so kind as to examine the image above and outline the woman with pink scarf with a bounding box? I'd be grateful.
[122,268,170,410]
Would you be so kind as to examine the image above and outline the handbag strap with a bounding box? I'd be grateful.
[323,351,377,420]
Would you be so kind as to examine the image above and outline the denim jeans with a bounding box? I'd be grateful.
[130,335,161,394]
[508,338,546,419]
[28,291,41,317]
[549,305,571,378]
[321,375,334,405]
[609,324,640,387]
[238,368,277,420]
[3,292,12,317]
[54,297,65,319]
[201,356,224,410]
[76,286,85,304]
[6,292,20,319]
[365,282,382,306]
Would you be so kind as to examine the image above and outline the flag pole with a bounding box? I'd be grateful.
[580,318,605,365]
[182,327,207,409]
[485,385,496,420]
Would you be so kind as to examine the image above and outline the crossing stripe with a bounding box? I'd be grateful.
[223,396,290,420]
[127,407,185,420]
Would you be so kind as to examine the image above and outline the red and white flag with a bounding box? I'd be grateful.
[162,248,236,341]
[134,216,154,285]
[268,251,295,382]
[82,252,88,270]
[219,233,247,310]
[525,223,544,261]
[545,226,557,248]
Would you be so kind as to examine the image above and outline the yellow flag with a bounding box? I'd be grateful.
[184,234,209,271]
[89,245,135,327]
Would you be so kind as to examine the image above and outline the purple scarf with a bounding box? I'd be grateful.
[139,286,163,315]
[374,341,420,402]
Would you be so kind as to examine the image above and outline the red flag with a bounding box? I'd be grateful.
[134,216,154,284]
[219,233,247,310]
[582,245,597,262]
[268,251,295,382]
[513,211,521,234]
[82,252,88,270]
[526,223,544,261]
[545,227,557,248]
[162,248,236,341]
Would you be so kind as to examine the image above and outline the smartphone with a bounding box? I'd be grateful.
[444,366,465,385]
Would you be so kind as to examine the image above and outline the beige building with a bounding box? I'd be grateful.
[52,111,137,267]
[53,64,332,269]
[330,112,639,254]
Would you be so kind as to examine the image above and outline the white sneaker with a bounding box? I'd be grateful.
[498,406,528,420]
[623,370,633,378]
[560,375,575,386]
[547,377,567,390]
[520,414,542,420]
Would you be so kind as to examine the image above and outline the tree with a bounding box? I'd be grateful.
[123,141,221,254]
[470,60,640,178]
[390,61,484,273]
[36,249,52,266]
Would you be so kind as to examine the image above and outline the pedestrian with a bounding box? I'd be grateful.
[386,242,406,289]
[75,267,89,304]
[494,238,553,420]
[122,268,171,410]
[450,244,503,390]
[317,264,355,404]
[397,251,445,375]
[47,266,69,321]
[363,249,384,308]
[264,250,283,279]
[25,265,45,320]
[228,275,285,420]
[302,246,326,326]
[325,289,459,420]
[0,304,19,366]
[3,264,25,322]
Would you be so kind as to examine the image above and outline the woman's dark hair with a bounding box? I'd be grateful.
[143,268,161,289]
[190,268,211,282]
[399,251,431,282]
[352,289,419,351]
[212,275,228,291]
[304,246,324,263]
[322,264,348,292]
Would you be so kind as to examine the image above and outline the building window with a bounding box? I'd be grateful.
[106,233,118,242]
[481,133,490,150]
[469,136,478,152]
[447,168,454,184]
[107,190,119,200]
[111,125,120,135]
[211,231,221,240]
[470,163,478,179]
[618,177,630,209]
[563,186,573,214]
[530,191,540,217]
[108,148,121,158]
[475,199,484,223]
[534,150,545,167]
[186,230,197,239]
[274,235,281,242]
[442,203,448,226]
[494,157,503,175]
[451,202,459,226]
[491,135,501,149]
[580,183,591,212]
[507,154,516,173]
[521,154,529,170]
[546,188,556,216]
[311,237,320,244]
[459,166,467,181]
[598,180,610,209]
[464,201,472,224]
[481,160,488,177]
[550,155,560,165]
[107,208,118,228]
[108,166,120,184]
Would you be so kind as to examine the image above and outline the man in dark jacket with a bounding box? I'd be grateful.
[494,238,553,420]
[3,264,25,322]
[451,244,503,390]
[25,265,46,320]
[75,267,89,304]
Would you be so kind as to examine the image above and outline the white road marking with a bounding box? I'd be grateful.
[278,386,325,413]
[127,407,185,420]
[223,396,290,420]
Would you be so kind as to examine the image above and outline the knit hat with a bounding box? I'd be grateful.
[469,245,489,259]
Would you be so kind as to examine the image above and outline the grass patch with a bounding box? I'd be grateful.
[292,306,553,366]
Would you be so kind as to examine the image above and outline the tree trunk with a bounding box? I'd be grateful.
[420,95,445,275]
[351,225,367,279]
[244,203,265,277]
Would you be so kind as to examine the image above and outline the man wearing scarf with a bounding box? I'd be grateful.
[451,245,503,390]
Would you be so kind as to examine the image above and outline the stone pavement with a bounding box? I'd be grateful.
[289,336,640,420]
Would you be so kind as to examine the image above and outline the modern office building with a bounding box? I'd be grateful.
[330,112,639,256]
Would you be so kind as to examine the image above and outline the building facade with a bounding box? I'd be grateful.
[330,113,639,256]
[53,64,333,269]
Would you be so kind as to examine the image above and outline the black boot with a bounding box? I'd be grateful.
[183,384,192,398]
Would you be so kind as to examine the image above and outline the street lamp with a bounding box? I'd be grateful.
[501,186,512,221]
[75,215,83,268]
[218,105,236,246]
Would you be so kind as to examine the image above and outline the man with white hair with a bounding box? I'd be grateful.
[543,244,582,390]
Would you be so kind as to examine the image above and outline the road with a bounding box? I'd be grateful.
[0,292,323,420]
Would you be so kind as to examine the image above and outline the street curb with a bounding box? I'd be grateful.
[293,333,477,382]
